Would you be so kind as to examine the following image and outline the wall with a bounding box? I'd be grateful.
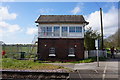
[37,38,84,60]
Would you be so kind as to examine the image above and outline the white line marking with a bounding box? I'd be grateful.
[102,63,107,80]
[95,70,98,74]
[77,70,83,80]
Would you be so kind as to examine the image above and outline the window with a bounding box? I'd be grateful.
[40,26,52,36]
[62,27,68,36]
[49,47,56,56]
[47,27,52,36]
[69,48,74,54]
[76,27,82,32]
[41,27,46,32]
[39,26,83,38]
[41,27,46,36]
[54,26,60,36]
[69,26,82,33]
[69,27,75,32]
[68,47,75,57]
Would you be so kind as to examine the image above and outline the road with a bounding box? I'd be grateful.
[69,53,120,80]
[48,53,120,80]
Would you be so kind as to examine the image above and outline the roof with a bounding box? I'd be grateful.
[35,15,89,24]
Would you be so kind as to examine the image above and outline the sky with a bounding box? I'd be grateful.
[0,2,119,44]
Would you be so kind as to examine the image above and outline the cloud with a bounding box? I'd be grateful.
[0,6,17,21]
[0,21,21,35]
[86,6,118,37]
[0,6,21,38]
[39,8,54,14]
[26,27,37,35]
[71,7,81,14]
[71,3,84,14]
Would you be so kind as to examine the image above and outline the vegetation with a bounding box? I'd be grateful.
[104,28,120,49]
[2,58,65,70]
[2,44,37,59]
[2,57,107,70]
[84,27,101,50]
[67,57,107,63]
[36,57,107,63]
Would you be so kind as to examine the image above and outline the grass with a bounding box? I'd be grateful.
[2,57,107,70]
[36,57,107,64]
[2,58,65,70]
[65,58,95,63]
[70,57,107,63]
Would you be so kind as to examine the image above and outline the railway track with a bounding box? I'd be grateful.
[1,70,69,80]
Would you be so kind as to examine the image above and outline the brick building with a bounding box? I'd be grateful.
[35,15,88,60]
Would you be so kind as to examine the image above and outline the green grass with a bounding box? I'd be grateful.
[66,58,95,63]
[66,57,107,63]
[2,57,107,70]
[2,58,65,70]
[36,57,107,64]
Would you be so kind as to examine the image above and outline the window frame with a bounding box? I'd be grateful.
[62,26,68,37]
[69,26,82,33]
[38,25,83,38]
[69,27,76,33]
[54,26,60,36]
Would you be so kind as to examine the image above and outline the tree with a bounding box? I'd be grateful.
[84,27,101,50]
[104,28,120,48]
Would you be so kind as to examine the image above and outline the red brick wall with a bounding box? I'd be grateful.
[37,38,84,60]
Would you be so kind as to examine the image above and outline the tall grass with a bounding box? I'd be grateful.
[2,58,64,70]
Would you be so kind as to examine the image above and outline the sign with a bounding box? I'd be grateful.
[95,39,98,49]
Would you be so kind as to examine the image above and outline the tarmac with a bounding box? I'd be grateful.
[69,53,120,80]
[50,53,120,80]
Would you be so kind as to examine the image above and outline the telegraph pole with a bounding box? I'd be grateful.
[118,2,120,48]
[100,8,104,50]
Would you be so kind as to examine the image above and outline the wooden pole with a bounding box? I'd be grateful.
[100,8,104,50]
[118,2,120,48]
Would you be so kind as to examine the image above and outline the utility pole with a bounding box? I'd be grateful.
[118,2,120,48]
[100,8,104,50]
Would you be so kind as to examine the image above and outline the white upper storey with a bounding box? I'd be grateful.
[38,24,85,38]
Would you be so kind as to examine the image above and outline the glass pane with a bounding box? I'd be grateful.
[41,27,46,32]
[40,27,52,36]
[76,27,82,32]
[47,27,52,32]
[41,27,47,36]
[62,27,68,36]
[69,27,75,32]
[47,27,52,36]
[54,26,60,36]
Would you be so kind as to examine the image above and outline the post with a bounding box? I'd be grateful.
[95,39,99,67]
[100,8,104,50]
[97,48,99,67]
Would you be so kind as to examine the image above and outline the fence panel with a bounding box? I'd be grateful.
[2,45,37,59]
[84,50,107,58]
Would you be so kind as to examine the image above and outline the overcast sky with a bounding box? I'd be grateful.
[0,1,118,44]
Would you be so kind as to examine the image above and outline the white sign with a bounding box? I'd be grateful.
[95,39,98,49]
